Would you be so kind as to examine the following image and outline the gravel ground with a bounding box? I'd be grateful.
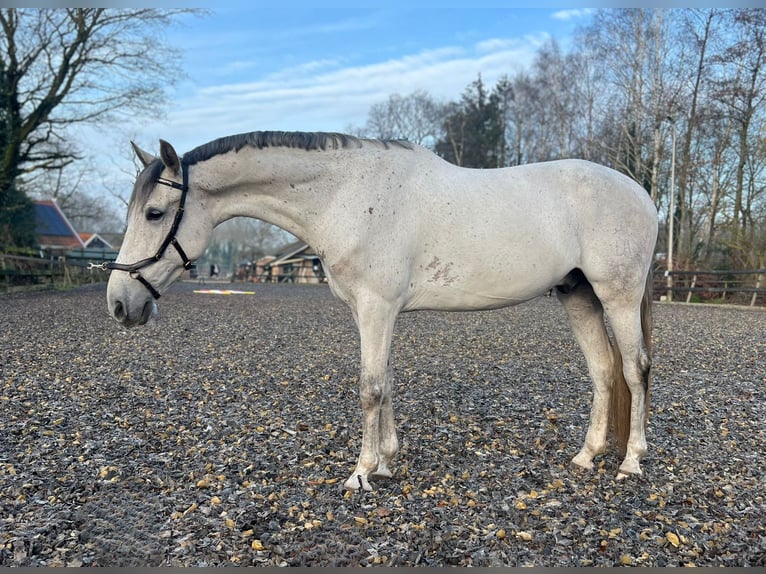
[1,281,764,567]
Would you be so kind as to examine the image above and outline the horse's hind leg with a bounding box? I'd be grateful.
[601,298,651,478]
[556,275,616,470]
[343,297,399,491]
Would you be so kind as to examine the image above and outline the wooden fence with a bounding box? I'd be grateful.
[3,250,766,308]
[1,249,118,293]
[654,268,766,307]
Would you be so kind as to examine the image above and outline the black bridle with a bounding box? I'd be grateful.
[104,163,193,300]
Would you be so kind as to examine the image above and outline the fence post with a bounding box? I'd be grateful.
[663,270,673,302]
[665,269,673,302]
[63,258,72,288]
[686,274,697,303]
[752,273,763,307]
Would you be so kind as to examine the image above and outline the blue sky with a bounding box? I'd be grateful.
[121,4,593,158]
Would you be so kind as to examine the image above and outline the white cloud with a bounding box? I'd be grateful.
[156,36,547,153]
[552,9,594,21]
[475,35,547,54]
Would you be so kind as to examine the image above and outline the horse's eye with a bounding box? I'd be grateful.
[146,208,164,221]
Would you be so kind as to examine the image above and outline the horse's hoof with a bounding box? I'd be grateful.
[571,453,594,470]
[616,465,642,480]
[371,465,393,479]
[343,473,372,492]
[617,459,642,478]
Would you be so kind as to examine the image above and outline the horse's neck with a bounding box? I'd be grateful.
[198,146,356,244]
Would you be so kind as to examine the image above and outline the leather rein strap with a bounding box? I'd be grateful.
[104,163,193,300]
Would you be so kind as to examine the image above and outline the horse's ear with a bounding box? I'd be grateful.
[159,139,181,174]
[131,141,156,167]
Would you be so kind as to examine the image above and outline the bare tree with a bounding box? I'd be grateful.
[0,8,201,247]
[357,90,444,148]
[700,117,736,265]
[716,10,766,248]
[531,39,578,159]
[502,71,536,166]
[584,9,660,187]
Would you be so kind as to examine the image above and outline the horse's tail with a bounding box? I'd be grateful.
[610,270,653,456]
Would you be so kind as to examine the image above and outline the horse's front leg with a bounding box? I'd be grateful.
[343,299,399,491]
[371,364,397,481]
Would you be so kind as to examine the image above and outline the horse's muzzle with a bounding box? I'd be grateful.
[111,297,157,328]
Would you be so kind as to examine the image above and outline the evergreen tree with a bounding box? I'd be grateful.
[435,76,507,168]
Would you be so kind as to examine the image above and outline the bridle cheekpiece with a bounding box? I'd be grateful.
[98,161,193,300]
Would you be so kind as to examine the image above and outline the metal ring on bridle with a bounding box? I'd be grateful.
[102,161,193,300]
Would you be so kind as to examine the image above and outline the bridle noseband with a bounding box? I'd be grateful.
[104,162,193,300]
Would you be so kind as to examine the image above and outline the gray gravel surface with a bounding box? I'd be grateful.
[1,282,764,566]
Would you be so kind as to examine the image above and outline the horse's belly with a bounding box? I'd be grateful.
[403,289,536,312]
[403,270,559,312]
[402,238,574,312]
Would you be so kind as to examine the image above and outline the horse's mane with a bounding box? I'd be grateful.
[130,131,413,210]
[182,131,413,166]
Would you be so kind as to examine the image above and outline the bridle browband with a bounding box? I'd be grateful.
[102,162,193,300]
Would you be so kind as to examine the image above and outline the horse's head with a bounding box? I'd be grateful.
[107,139,213,327]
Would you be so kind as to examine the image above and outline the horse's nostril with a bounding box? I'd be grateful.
[140,299,155,325]
[113,300,125,320]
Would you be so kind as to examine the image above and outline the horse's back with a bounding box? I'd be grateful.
[430,158,654,223]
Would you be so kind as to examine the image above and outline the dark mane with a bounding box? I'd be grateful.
[130,131,413,209]
[182,131,413,166]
